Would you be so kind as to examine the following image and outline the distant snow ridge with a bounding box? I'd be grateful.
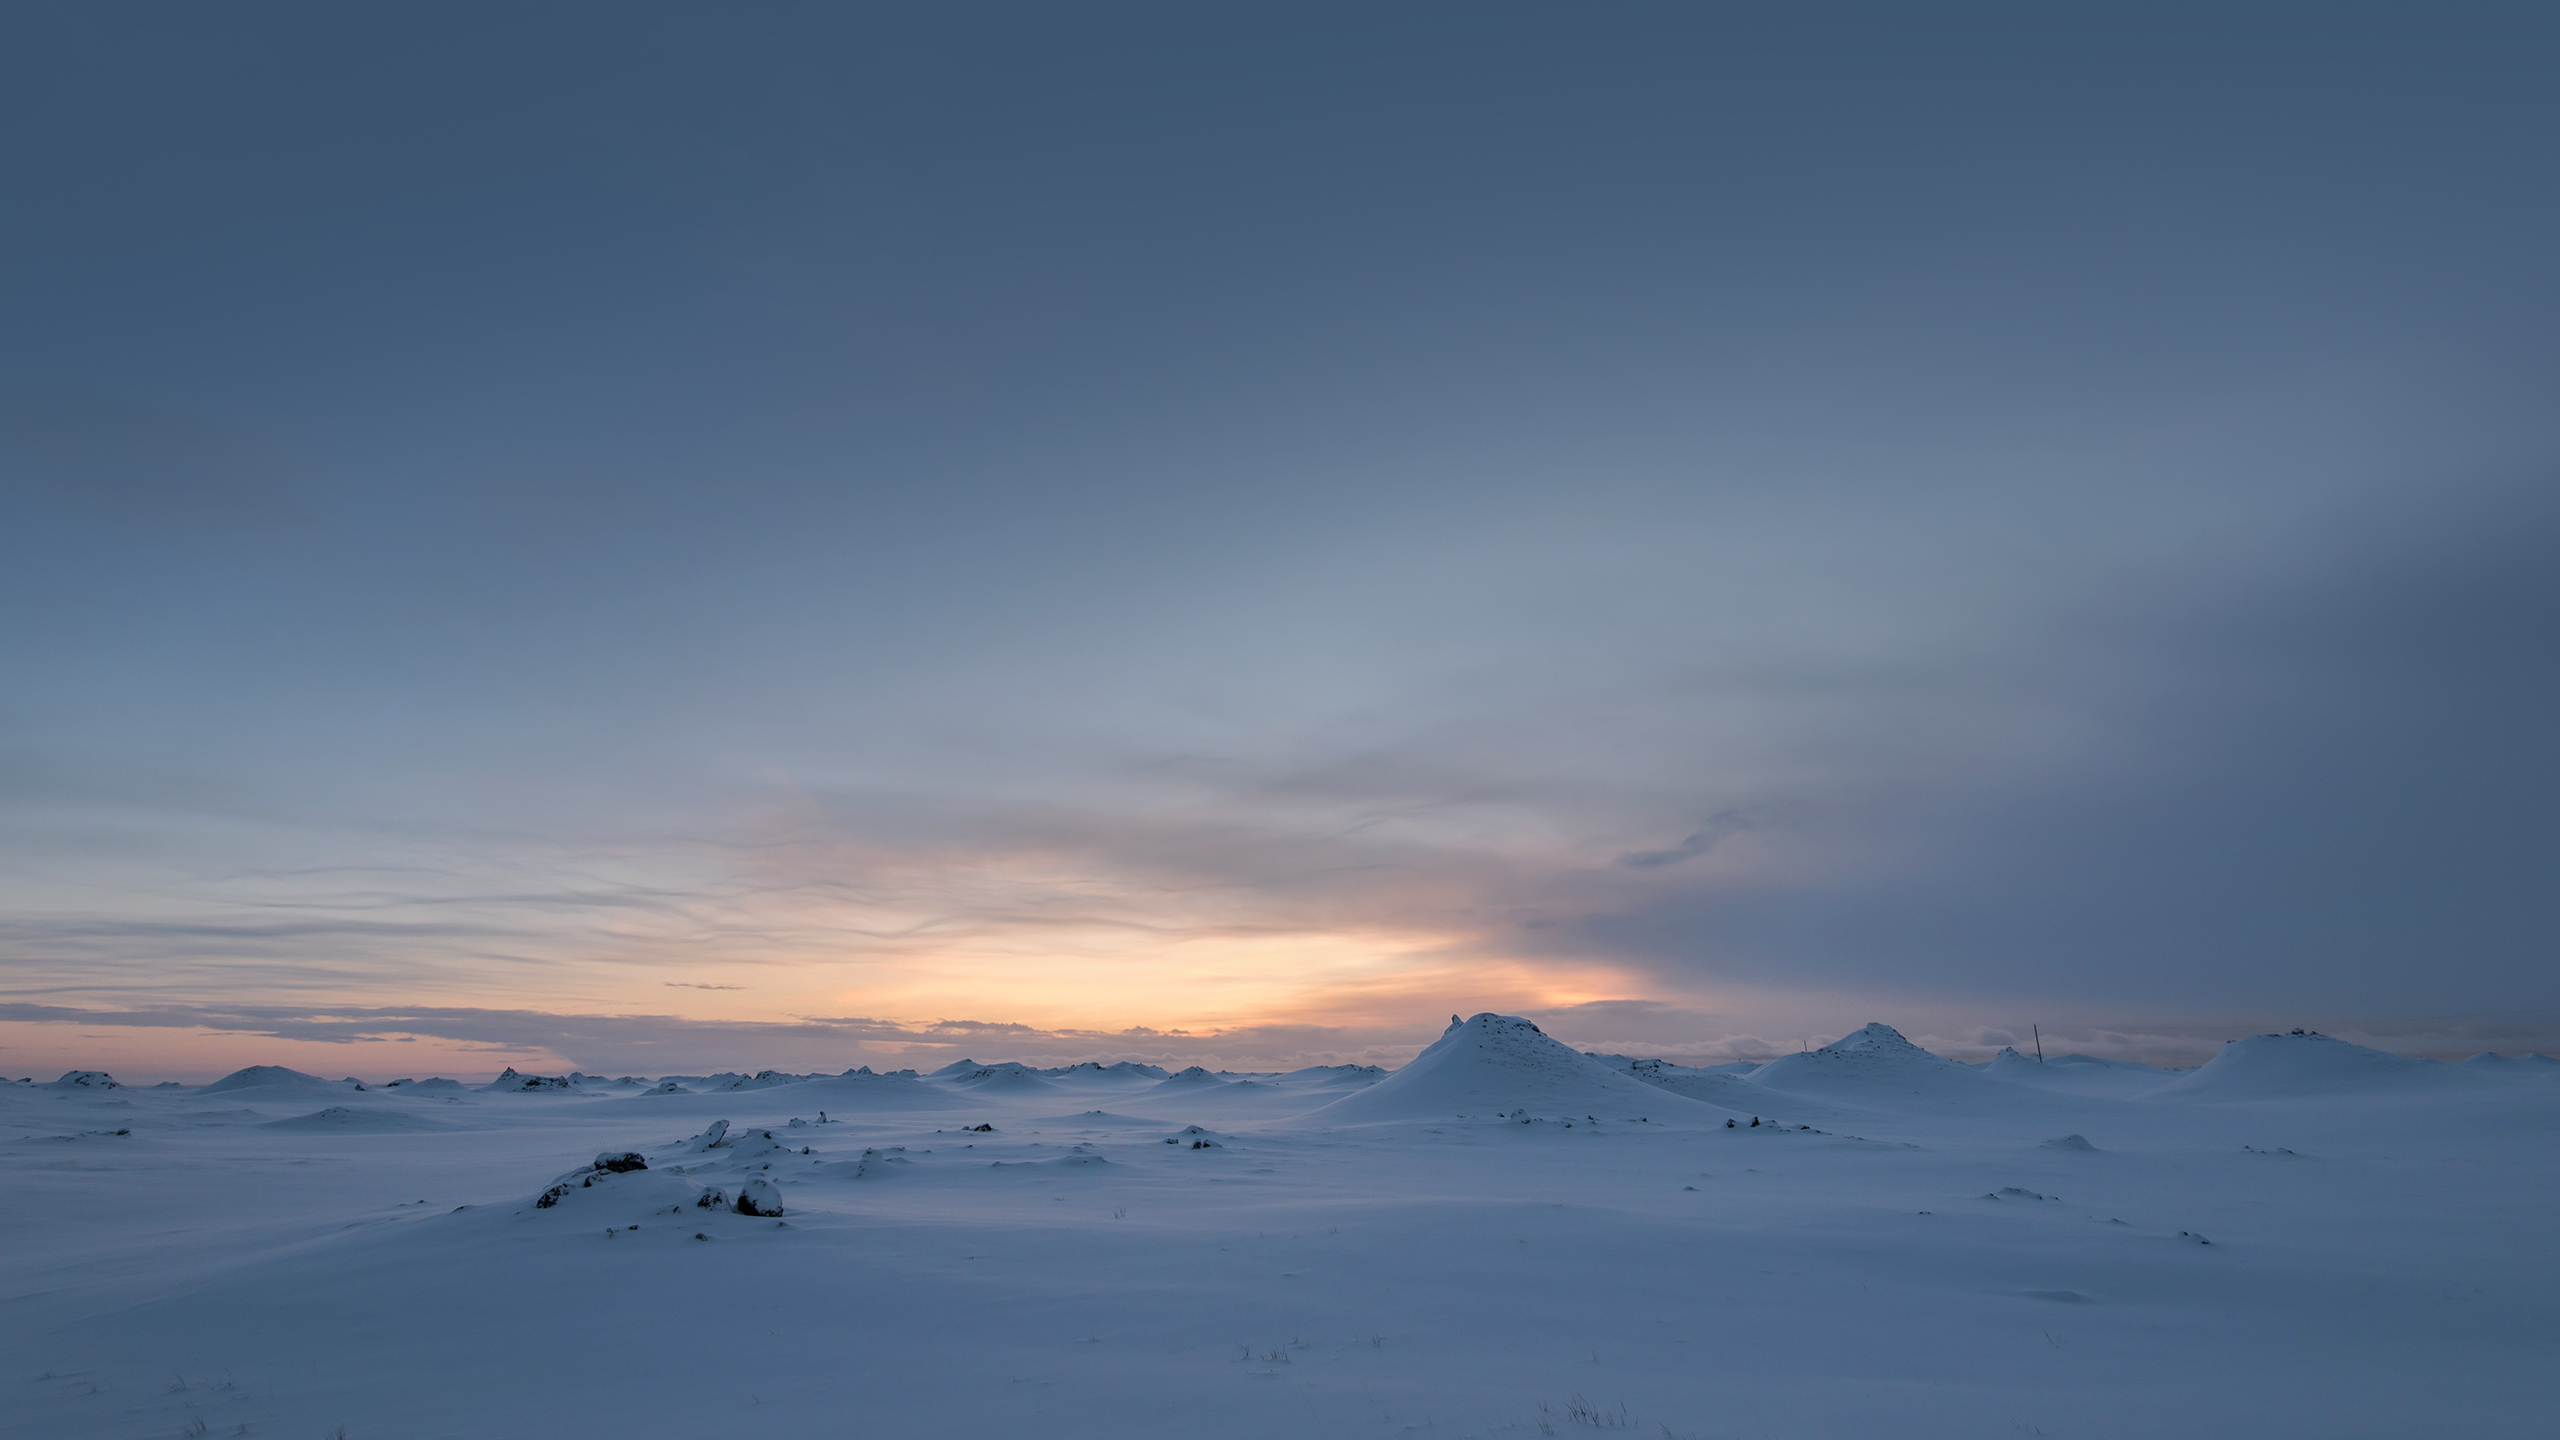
[1310,1013,1728,1124]
[47,1071,119,1090]
[481,1068,576,1093]
[2460,1052,2560,1072]
[948,1063,1060,1092]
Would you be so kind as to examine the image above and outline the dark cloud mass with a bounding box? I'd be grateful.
[1,3,2556,1072]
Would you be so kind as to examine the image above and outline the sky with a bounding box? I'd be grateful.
[3,2,2556,1081]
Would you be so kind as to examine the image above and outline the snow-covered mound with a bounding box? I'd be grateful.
[198,1065,341,1095]
[1746,1024,2027,1111]
[2146,1031,2477,1100]
[382,1077,466,1093]
[1309,1014,1727,1124]
[45,1071,120,1090]
[259,1106,446,1132]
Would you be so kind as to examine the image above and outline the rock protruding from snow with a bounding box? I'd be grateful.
[47,1071,119,1089]
[687,1119,731,1153]
[534,1150,658,1208]
[734,1178,785,1216]
[1310,1013,1730,1125]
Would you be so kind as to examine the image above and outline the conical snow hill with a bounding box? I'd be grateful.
[1746,1024,2027,1111]
[2145,1031,2473,1100]
[1309,1014,1730,1124]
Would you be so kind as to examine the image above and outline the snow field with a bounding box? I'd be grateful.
[4,1018,2554,1438]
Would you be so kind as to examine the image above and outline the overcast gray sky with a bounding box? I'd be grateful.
[3,3,2555,1079]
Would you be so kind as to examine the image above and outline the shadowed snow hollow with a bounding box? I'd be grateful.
[1309,1014,1729,1124]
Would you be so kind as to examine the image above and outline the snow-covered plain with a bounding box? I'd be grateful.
[5,1015,2554,1439]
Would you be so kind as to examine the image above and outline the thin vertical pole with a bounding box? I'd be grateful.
[2033,1025,2043,1063]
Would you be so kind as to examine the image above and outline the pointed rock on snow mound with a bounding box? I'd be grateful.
[2145,1030,2474,1100]
[1309,1013,1729,1124]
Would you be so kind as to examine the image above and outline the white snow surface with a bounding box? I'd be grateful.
[4,1016,2553,1438]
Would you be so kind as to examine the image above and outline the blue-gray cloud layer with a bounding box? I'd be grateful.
[3,4,2555,1046]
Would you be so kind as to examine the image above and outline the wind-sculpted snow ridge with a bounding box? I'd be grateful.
[1981,1047,2178,1096]
[2145,1030,2484,1100]
[1309,1013,1733,1124]
[1584,1054,1846,1123]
